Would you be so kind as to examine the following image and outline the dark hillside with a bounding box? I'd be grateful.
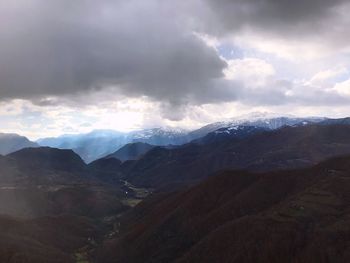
[98,155,350,263]
[123,124,350,189]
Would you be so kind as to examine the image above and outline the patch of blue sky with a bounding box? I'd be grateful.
[217,43,244,59]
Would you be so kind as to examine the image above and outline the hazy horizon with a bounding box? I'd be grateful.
[2,112,348,141]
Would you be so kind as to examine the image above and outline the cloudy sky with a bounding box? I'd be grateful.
[1,0,350,139]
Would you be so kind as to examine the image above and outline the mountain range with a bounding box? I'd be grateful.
[36,115,327,162]
[37,128,190,163]
[111,123,350,190]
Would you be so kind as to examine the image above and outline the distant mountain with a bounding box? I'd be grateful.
[37,130,129,163]
[188,114,325,140]
[320,117,350,125]
[121,124,350,189]
[129,128,190,145]
[105,142,155,162]
[36,115,327,163]
[38,128,190,163]
[99,155,350,263]
[0,133,38,155]
[192,125,269,144]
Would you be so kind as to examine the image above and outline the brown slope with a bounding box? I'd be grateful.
[0,214,98,263]
[98,155,350,263]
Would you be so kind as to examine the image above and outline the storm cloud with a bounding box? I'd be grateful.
[202,0,350,39]
[0,0,226,106]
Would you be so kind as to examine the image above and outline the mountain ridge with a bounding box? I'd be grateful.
[36,116,327,162]
[120,124,350,189]
[0,133,39,155]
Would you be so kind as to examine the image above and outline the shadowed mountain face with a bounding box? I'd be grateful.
[105,142,155,162]
[0,215,98,263]
[0,147,127,218]
[121,124,350,189]
[8,147,86,174]
[0,133,38,155]
[98,155,350,263]
[320,117,350,125]
[88,157,123,185]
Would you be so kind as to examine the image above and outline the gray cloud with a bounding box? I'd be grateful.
[1,0,350,122]
[202,0,348,36]
[0,0,226,107]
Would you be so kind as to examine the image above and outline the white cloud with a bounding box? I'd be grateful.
[309,68,348,86]
[224,58,275,86]
[334,79,350,96]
